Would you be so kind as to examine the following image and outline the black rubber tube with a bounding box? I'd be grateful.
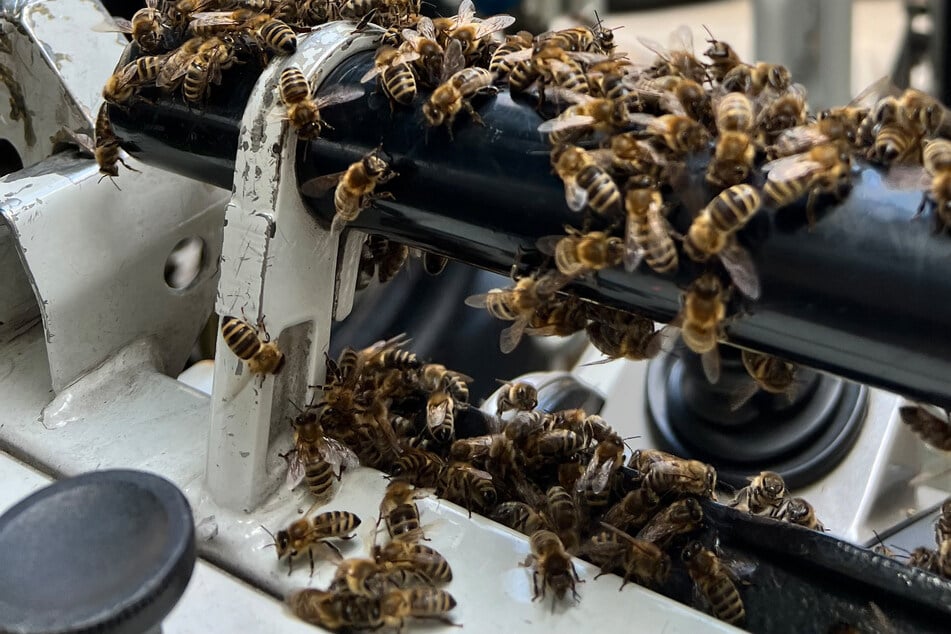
[112,48,951,410]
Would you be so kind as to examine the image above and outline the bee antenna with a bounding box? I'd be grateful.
[260,524,278,542]
[287,399,304,413]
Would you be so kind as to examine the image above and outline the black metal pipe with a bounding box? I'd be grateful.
[113,47,951,410]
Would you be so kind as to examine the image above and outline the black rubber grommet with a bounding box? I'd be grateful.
[645,349,868,490]
[0,469,196,634]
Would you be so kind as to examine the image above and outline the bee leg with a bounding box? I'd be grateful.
[287,554,294,576]
[324,540,343,558]
[464,102,485,127]
[98,174,122,191]
[913,192,929,218]
[308,548,316,578]
[531,570,542,601]
[805,188,820,230]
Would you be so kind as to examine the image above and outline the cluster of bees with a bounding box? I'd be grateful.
[218,326,834,629]
[898,499,951,579]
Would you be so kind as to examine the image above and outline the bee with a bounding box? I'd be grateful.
[302,148,398,232]
[443,0,515,59]
[220,314,285,375]
[417,363,470,405]
[538,227,624,281]
[602,487,662,534]
[636,498,704,548]
[422,40,496,136]
[682,541,745,626]
[93,103,138,184]
[771,496,824,531]
[702,27,743,83]
[330,558,426,597]
[528,45,591,97]
[373,539,453,584]
[576,437,624,508]
[762,142,852,226]
[381,588,459,630]
[898,405,951,452]
[583,305,665,363]
[284,411,359,500]
[549,145,623,218]
[730,471,787,515]
[263,511,361,576]
[918,138,951,231]
[668,273,730,384]
[899,88,946,137]
[181,37,237,105]
[103,53,170,106]
[287,589,384,631]
[537,26,601,53]
[638,25,708,85]
[464,272,566,354]
[714,92,755,133]
[277,66,364,141]
[538,91,636,144]
[489,31,535,78]
[359,235,409,287]
[869,118,923,165]
[436,462,497,516]
[492,501,549,535]
[662,77,715,129]
[425,390,456,443]
[378,481,427,543]
[935,499,951,543]
[585,522,670,589]
[523,530,582,605]
[639,448,718,498]
[545,485,581,550]
[730,350,801,411]
[392,446,445,488]
[187,10,297,55]
[756,90,808,143]
[522,429,586,467]
[361,45,420,107]
[905,546,940,573]
[525,293,589,339]
[623,177,677,273]
[585,58,637,101]
[495,380,538,418]
[630,113,710,155]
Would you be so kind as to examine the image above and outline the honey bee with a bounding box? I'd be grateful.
[630,113,711,155]
[528,46,591,97]
[638,25,708,85]
[660,77,715,129]
[381,588,459,630]
[436,462,497,516]
[934,499,951,543]
[702,27,743,83]
[762,142,852,226]
[443,0,515,59]
[545,485,581,549]
[730,350,801,411]
[378,481,427,542]
[585,58,638,101]
[524,293,589,339]
[870,118,923,166]
[730,470,786,515]
[495,380,538,418]
[287,589,383,631]
[586,522,670,589]
[392,446,445,488]
[492,501,549,535]
[682,541,745,626]
[187,9,297,55]
[602,487,662,534]
[537,227,624,281]
[523,530,582,605]
[898,405,951,452]
[359,235,409,287]
[918,138,951,232]
[770,497,824,531]
[899,88,947,137]
[489,31,535,79]
[182,37,236,104]
[539,92,635,144]
[667,273,730,384]
[263,511,361,575]
[583,305,666,363]
[221,314,285,375]
[425,390,456,443]
[93,103,139,184]
[756,90,808,143]
[277,66,364,140]
[103,52,171,106]
[416,363,470,405]
[422,40,496,136]
[464,272,566,354]
[536,26,601,53]
[523,429,586,467]
[549,145,623,218]
[361,45,420,107]
[636,497,704,548]
[372,538,453,584]
[330,558,426,597]
[576,437,624,508]
[623,177,677,273]
[302,148,397,232]
[284,411,359,500]
[638,448,718,498]
[904,546,940,573]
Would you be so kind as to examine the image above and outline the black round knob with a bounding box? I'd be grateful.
[0,469,196,634]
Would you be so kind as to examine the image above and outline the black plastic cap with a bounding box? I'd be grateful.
[0,470,196,634]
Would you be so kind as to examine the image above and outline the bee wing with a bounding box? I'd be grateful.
[536,235,563,256]
[53,127,96,157]
[156,55,191,89]
[701,348,722,384]
[668,24,695,53]
[772,126,830,155]
[627,112,659,128]
[727,379,761,412]
[285,452,307,490]
[440,39,465,83]
[187,11,240,32]
[762,155,821,182]
[637,35,669,60]
[320,438,361,472]
[882,165,931,191]
[455,0,476,23]
[463,290,499,309]
[300,171,346,197]
[581,458,616,495]
[564,178,590,212]
[658,92,687,117]
[499,316,530,354]
[645,323,681,357]
[534,272,572,296]
[500,48,533,64]
[93,17,133,34]
[393,50,421,66]
[475,15,516,39]
[427,399,451,427]
[719,243,760,300]
[360,65,384,83]
[623,217,645,273]
[849,74,898,108]
[313,85,365,108]
[417,16,437,40]
[537,114,596,134]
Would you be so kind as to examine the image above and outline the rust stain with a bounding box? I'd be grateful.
[0,63,35,146]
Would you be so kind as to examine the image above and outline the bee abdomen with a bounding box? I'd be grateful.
[386,503,422,539]
[577,165,621,215]
[221,316,261,360]
[709,184,760,231]
[304,460,336,498]
[312,510,362,537]
[383,66,417,105]
[260,20,297,54]
[279,67,310,104]
[705,579,745,624]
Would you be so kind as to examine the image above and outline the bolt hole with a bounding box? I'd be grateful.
[164,236,206,290]
[0,139,23,176]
